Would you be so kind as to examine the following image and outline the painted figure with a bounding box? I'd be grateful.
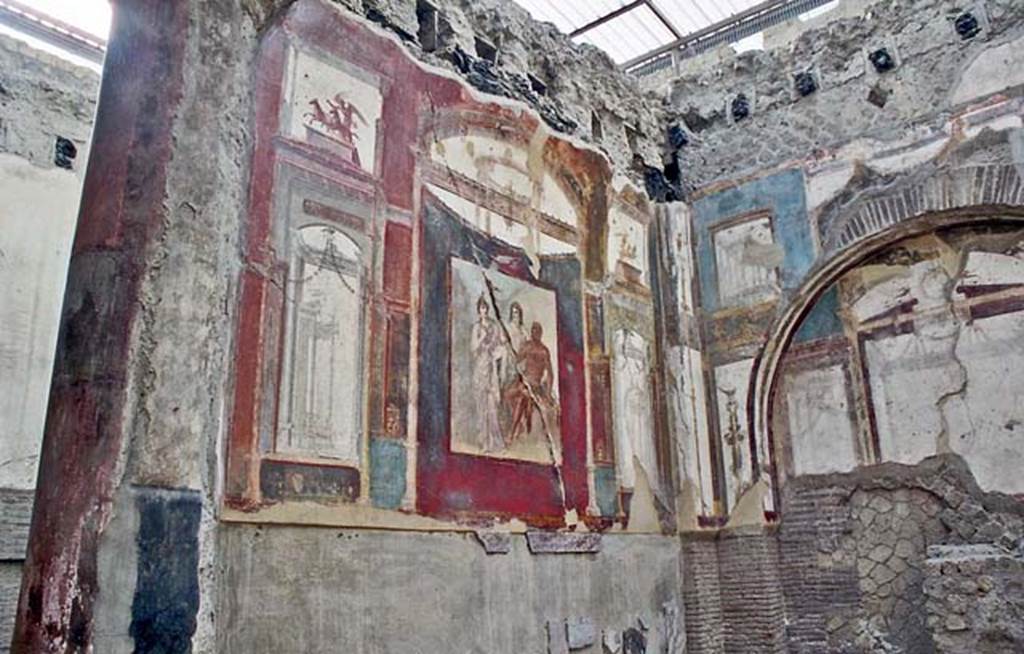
[504,321,556,441]
[612,330,657,490]
[450,258,561,462]
[502,301,529,385]
[305,93,366,146]
[471,295,505,452]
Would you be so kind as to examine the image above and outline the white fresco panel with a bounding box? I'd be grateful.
[714,358,755,511]
[667,344,713,515]
[608,207,649,284]
[278,226,364,463]
[713,216,781,308]
[611,329,658,490]
[786,364,859,476]
[866,331,956,466]
[285,48,382,174]
[951,311,1024,495]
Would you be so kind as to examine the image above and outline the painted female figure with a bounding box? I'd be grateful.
[471,294,505,452]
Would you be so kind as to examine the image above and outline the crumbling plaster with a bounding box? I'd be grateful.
[243,0,671,176]
[924,543,1024,653]
[662,0,1024,191]
[651,0,1024,521]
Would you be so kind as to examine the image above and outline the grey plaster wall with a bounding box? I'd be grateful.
[0,32,98,491]
[217,526,683,654]
[0,33,97,166]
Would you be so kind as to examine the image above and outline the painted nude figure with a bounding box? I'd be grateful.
[504,321,557,441]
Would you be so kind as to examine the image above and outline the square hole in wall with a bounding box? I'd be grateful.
[474,36,497,63]
[793,69,818,98]
[728,92,754,123]
[416,0,438,52]
[865,41,900,74]
[591,111,603,142]
[54,136,77,170]
[951,4,990,41]
[527,73,547,96]
[867,83,890,108]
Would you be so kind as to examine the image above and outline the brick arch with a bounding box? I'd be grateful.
[750,181,1024,508]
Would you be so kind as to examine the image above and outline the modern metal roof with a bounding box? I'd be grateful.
[512,0,839,74]
[0,0,107,65]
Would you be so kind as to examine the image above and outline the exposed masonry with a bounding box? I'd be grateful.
[657,0,1024,190]
[924,544,1024,653]
[7,0,1024,652]
[0,32,98,167]
[682,455,1024,654]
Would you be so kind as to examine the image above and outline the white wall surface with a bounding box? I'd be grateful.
[0,153,82,489]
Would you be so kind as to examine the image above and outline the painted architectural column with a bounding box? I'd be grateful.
[13,1,248,650]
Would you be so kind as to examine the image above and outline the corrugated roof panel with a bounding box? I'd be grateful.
[519,0,640,35]
[572,3,675,64]
[511,0,578,32]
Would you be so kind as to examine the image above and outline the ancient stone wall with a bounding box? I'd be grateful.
[651,0,1024,523]
[646,1,1024,650]
[777,456,1024,653]
[663,0,1024,190]
[676,455,1024,653]
[10,1,684,652]
[9,0,1024,651]
[924,544,1024,653]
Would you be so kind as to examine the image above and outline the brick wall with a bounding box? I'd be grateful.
[681,536,724,653]
[681,528,786,654]
[777,486,861,652]
[681,455,1024,653]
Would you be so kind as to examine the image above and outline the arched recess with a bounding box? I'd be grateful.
[750,195,1024,508]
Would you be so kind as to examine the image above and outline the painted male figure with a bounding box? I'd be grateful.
[505,321,557,440]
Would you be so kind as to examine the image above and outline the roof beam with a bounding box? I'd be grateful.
[643,0,682,39]
[570,0,645,38]
[622,0,834,71]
